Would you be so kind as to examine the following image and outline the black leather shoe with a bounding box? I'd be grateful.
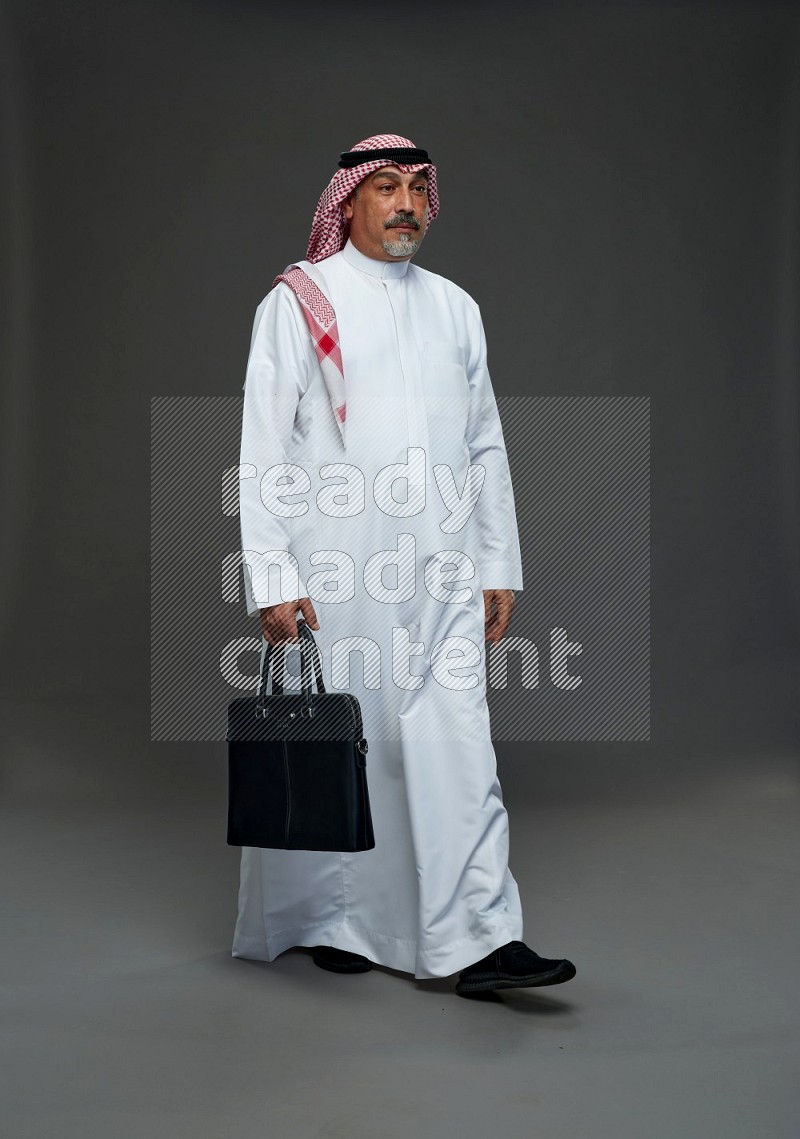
[311,945,373,974]
[455,940,576,994]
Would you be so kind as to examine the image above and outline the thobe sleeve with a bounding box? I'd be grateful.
[463,301,524,591]
[239,285,314,616]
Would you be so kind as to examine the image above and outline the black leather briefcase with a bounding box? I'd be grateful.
[226,623,375,852]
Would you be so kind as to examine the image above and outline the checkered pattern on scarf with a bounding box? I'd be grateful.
[273,266,346,446]
[306,132,440,264]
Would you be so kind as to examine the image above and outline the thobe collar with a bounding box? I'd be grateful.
[342,237,412,280]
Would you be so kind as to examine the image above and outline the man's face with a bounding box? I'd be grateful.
[342,166,430,261]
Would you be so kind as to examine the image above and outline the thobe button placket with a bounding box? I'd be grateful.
[383,277,429,457]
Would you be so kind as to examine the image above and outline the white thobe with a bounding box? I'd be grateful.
[232,237,525,979]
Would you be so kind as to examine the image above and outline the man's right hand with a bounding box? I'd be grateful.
[259,598,320,647]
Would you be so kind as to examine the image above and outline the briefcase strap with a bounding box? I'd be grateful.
[258,623,326,710]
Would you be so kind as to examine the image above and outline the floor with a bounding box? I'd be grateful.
[1,691,798,1138]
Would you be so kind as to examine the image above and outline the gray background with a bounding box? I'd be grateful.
[1,2,798,1137]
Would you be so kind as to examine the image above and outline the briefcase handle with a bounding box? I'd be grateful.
[257,623,326,714]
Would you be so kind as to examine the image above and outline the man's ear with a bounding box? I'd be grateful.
[342,192,355,221]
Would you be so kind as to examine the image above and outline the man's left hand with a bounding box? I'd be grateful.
[483,589,516,645]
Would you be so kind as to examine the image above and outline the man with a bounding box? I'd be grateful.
[233,133,576,995]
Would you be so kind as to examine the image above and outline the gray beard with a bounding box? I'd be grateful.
[382,233,421,258]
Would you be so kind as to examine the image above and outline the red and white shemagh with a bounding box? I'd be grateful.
[272,134,440,448]
[272,264,347,444]
[305,132,440,264]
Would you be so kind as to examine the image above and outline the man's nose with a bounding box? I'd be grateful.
[395,186,416,215]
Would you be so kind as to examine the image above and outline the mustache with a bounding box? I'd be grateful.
[384,214,420,230]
